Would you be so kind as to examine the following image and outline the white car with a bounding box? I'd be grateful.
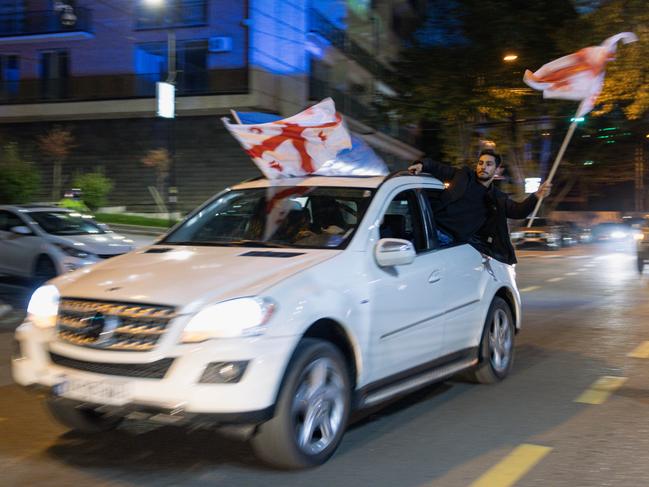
[0,205,134,282]
[13,174,521,469]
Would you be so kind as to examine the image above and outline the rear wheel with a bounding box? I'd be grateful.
[467,297,515,384]
[46,398,122,433]
[33,255,57,285]
[251,338,351,469]
[638,256,645,274]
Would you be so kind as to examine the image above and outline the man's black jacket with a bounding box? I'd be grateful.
[421,158,538,265]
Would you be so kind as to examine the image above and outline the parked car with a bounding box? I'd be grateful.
[510,217,562,250]
[636,219,649,273]
[0,205,134,282]
[13,174,522,469]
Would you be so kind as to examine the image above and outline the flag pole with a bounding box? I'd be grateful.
[526,102,584,228]
[230,109,242,124]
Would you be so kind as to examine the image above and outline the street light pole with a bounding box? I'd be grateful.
[166,30,178,220]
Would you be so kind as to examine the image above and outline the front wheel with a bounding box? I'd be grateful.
[467,297,515,384]
[251,339,351,469]
[46,398,123,433]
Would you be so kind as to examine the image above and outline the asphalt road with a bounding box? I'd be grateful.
[1,238,649,486]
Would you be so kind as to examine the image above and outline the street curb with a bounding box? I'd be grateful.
[107,223,168,236]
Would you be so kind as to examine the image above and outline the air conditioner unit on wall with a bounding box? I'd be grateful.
[209,36,233,53]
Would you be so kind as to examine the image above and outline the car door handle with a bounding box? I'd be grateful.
[428,270,442,283]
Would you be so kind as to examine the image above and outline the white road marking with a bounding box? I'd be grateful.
[546,277,564,282]
[520,286,541,292]
[564,272,578,276]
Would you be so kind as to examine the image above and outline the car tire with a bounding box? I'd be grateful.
[638,256,645,274]
[33,255,58,285]
[467,297,515,384]
[251,338,351,469]
[46,398,123,433]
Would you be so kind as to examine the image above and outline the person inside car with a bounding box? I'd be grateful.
[408,149,551,264]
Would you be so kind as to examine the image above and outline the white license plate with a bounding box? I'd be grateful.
[54,378,131,405]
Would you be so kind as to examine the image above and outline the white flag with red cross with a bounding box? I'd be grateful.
[222,98,352,179]
[523,32,637,117]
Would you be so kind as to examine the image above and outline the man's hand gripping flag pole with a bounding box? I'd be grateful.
[523,32,637,228]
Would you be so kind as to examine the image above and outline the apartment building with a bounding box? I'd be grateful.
[0,0,423,211]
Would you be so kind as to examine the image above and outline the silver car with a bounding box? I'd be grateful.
[0,205,134,282]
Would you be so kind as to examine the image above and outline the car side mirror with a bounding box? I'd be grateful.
[375,238,416,267]
[10,225,32,236]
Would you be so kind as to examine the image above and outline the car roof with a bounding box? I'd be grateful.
[231,174,445,190]
[0,204,72,213]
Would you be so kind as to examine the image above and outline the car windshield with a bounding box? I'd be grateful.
[29,211,105,236]
[162,186,374,249]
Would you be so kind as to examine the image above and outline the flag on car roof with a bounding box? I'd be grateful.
[222,98,352,179]
[523,32,637,117]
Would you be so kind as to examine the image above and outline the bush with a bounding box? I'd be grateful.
[73,171,113,211]
[0,143,41,204]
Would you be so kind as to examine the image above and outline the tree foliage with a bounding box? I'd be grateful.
[73,171,113,211]
[38,126,76,200]
[0,142,41,204]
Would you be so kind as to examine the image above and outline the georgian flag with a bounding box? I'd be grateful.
[222,98,352,179]
[523,32,637,116]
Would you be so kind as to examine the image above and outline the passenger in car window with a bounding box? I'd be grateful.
[409,149,551,264]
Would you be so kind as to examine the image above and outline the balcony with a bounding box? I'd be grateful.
[308,9,393,82]
[0,69,249,104]
[0,8,93,42]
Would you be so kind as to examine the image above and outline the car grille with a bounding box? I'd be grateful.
[56,299,176,352]
[49,352,174,379]
[524,232,542,238]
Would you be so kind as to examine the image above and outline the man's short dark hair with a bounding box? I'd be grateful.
[479,149,502,167]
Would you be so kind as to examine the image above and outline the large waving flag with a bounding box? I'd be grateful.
[222,98,352,179]
[523,32,638,116]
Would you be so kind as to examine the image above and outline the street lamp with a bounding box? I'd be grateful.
[503,54,518,62]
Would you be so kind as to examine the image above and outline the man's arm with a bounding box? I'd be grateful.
[409,157,457,181]
[504,181,552,219]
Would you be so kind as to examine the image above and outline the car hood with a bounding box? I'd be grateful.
[51,233,134,255]
[53,245,341,313]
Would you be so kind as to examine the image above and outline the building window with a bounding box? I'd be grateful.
[135,0,207,29]
[135,40,208,96]
[0,0,24,35]
[0,54,19,97]
[40,50,69,100]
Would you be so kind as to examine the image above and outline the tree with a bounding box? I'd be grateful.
[0,142,41,204]
[141,148,170,200]
[38,127,76,200]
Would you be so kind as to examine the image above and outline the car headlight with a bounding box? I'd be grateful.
[633,233,644,241]
[53,243,95,259]
[511,232,523,239]
[181,297,276,343]
[27,285,60,329]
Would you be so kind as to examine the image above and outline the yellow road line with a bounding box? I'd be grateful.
[575,376,627,405]
[469,444,552,487]
[546,277,564,282]
[520,286,540,293]
[628,341,649,359]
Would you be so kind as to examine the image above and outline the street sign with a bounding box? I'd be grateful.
[156,81,175,118]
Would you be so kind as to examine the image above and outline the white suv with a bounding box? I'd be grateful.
[13,174,521,469]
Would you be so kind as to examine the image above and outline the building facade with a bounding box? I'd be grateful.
[0,0,423,212]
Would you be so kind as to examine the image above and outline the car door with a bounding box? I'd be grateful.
[0,210,39,277]
[421,189,491,355]
[367,188,448,381]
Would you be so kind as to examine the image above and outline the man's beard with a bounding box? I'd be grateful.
[477,172,493,181]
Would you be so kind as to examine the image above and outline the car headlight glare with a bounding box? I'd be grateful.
[181,297,276,343]
[27,285,60,329]
[53,243,95,259]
